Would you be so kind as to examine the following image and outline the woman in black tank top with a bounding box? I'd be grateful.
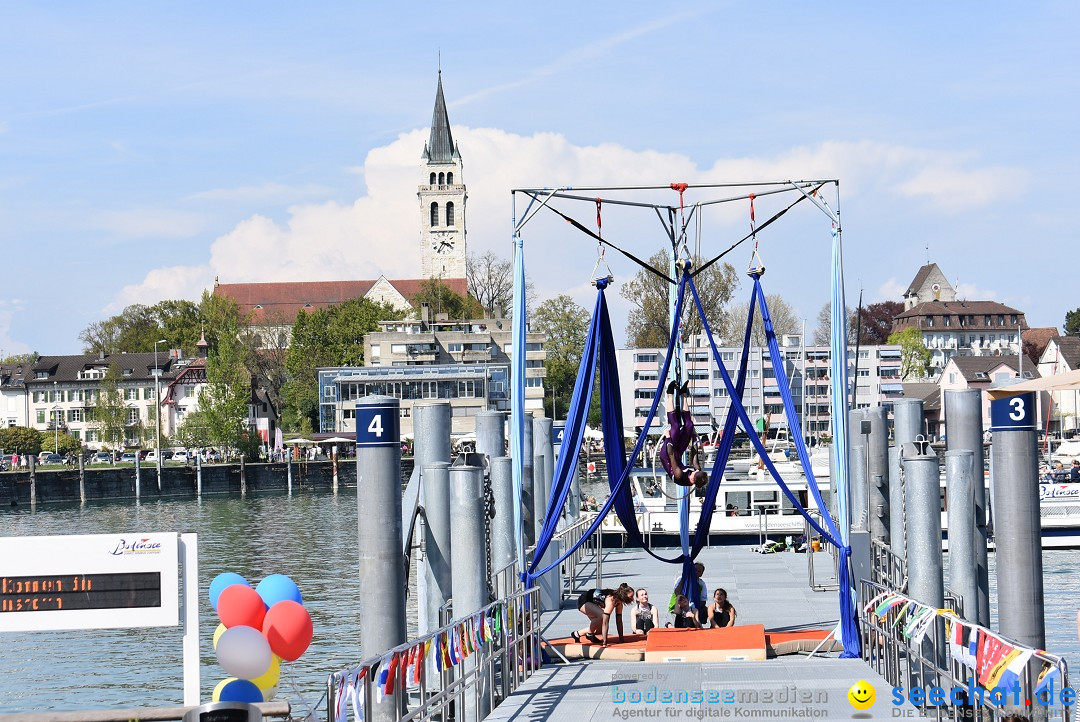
[708,588,737,628]
[572,583,634,646]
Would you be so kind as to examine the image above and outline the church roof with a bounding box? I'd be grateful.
[216,278,468,323]
[423,72,457,164]
[904,263,940,297]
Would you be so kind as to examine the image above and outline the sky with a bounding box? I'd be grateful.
[1,2,1077,356]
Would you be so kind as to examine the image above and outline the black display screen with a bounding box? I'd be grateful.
[0,572,161,612]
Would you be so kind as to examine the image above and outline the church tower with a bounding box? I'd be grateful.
[419,72,467,279]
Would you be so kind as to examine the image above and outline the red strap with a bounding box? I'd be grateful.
[670,182,689,210]
[749,193,756,223]
[595,198,602,235]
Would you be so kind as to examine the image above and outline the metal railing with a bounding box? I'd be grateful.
[804,510,840,592]
[327,585,542,722]
[860,580,1070,722]
[553,515,603,594]
[869,537,907,592]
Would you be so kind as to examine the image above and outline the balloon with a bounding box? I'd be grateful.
[212,622,227,650]
[209,573,250,611]
[216,625,273,680]
[250,654,281,691]
[261,686,277,702]
[213,677,263,704]
[218,584,267,629]
[256,574,303,608]
[262,600,313,661]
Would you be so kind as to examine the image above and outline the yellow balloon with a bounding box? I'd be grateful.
[250,654,281,690]
[212,623,227,650]
[212,677,236,702]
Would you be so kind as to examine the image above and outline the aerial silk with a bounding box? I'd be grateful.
[510,233,528,576]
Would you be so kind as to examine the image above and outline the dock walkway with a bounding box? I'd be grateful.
[487,544,916,721]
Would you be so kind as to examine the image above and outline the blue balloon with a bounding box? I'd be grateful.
[209,572,250,611]
[218,678,263,704]
[256,574,303,608]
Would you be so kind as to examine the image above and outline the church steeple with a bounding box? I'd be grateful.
[423,72,458,164]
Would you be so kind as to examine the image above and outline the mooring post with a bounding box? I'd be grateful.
[285,452,292,495]
[355,396,406,722]
[533,416,560,610]
[196,454,203,497]
[945,389,991,628]
[413,401,452,643]
[848,409,867,530]
[945,450,977,621]
[475,411,505,461]
[331,446,338,493]
[891,399,923,563]
[489,456,515,593]
[903,439,945,674]
[450,464,491,722]
[240,453,246,496]
[134,453,141,500]
[28,456,36,506]
[521,415,535,548]
[865,406,890,544]
[78,454,86,504]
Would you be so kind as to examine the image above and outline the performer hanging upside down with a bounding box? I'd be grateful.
[660,381,709,489]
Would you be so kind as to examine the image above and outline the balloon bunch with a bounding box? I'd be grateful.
[208,572,313,704]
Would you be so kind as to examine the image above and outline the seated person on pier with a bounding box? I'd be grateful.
[660,381,709,490]
[669,595,701,628]
[631,588,660,635]
[707,588,737,628]
[1072,459,1080,482]
[572,584,634,646]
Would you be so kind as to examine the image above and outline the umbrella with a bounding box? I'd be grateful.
[284,438,314,445]
[321,437,352,444]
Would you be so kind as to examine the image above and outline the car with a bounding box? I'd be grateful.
[90,452,112,465]
[172,451,189,464]
[41,453,63,465]
[120,452,137,464]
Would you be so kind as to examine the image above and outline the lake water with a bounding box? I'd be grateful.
[0,489,1078,714]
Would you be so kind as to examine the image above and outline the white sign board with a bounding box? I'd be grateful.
[0,532,180,632]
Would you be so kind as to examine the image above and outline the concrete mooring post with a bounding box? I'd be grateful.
[891,399,923,563]
[286,453,292,495]
[196,455,203,497]
[78,454,86,504]
[945,450,978,621]
[28,456,36,506]
[865,406,890,544]
[903,439,945,673]
[532,416,560,611]
[848,409,868,530]
[413,400,452,643]
[489,456,515,590]
[945,389,991,628]
[450,464,491,722]
[134,454,141,500]
[240,454,246,496]
[475,411,505,461]
[355,396,406,722]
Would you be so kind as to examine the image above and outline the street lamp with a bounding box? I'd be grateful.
[154,339,167,484]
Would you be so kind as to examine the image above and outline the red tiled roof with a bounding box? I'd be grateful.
[215,278,468,323]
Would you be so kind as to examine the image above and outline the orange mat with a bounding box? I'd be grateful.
[764,629,841,656]
[644,625,767,662]
[544,633,647,661]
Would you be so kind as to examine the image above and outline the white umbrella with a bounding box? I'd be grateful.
[321,437,352,444]
[284,438,314,445]
[584,426,604,440]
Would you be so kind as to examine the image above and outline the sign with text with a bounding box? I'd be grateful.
[990,391,1037,432]
[355,402,400,447]
[0,533,179,632]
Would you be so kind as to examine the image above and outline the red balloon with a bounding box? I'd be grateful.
[218,584,267,630]
[262,600,313,662]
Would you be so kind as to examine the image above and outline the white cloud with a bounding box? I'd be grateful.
[0,302,32,357]
[106,265,215,314]
[875,278,907,303]
[954,281,1000,302]
[93,207,209,239]
[110,130,1025,313]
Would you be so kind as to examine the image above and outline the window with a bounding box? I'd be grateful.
[430,202,439,227]
[127,408,140,425]
[949,373,956,383]
[391,344,407,354]
[944,315,951,327]
[446,202,455,226]
[984,316,991,326]
[447,343,463,353]
[526,342,544,351]
[36,410,45,424]
[446,172,453,184]
[122,368,133,376]
[370,344,380,357]
[125,388,139,401]
[635,353,658,364]
[926,316,934,327]
[36,371,48,379]
[438,172,445,185]
[525,377,544,387]
[997,315,1005,326]
[430,172,436,185]
[68,409,83,423]
[458,380,476,398]
[422,381,438,399]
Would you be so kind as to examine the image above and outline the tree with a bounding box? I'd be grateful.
[620,251,739,348]
[0,426,43,456]
[174,409,214,449]
[467,251,513,318]
[1,352,39,364]
[856,301,904,345]
[79,300,202,355]
[411,278,484,320]
[202,321,252,455]
[93,363,128,449]
[716,293,801,347]
[531,295,590,420]
[813,302,857,345]
[888,327,931,380]
[1065,308,1080,336]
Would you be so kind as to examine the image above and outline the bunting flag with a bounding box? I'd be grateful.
[335,674,349,722]
[449,628,460,665]
[976,631,1011,687]
[1035,664,1061,697]
[435,634,445,671]
[382,652,400,697]
[949,621,976,669]
[375,658,390,703]
[349,667,367,722]
[892,601,914,628]
[412,644,424,685]
[990,648,1033,690]
[908,610,938,645]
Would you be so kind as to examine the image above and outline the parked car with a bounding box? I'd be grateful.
[41,453,63,465]
[90,452,112,465]
[172,451,189,464]
[120,452,137,464]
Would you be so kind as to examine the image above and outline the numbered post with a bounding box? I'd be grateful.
[990,391,1045,656]
[355,396,405,722]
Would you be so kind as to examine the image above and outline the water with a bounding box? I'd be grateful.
[1,489,1078,714]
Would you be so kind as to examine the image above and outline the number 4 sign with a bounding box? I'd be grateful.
[355,403,400,447]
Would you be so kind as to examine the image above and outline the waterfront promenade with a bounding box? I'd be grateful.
[489,544,917,721]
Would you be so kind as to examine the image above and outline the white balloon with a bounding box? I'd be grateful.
[216,625,273,680]
[262,686,277,702]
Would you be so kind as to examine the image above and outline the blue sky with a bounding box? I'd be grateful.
[2,2,1077,355]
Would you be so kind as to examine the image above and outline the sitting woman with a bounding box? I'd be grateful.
[660,382,709,489]
[631,588,660,635]
[708,588,737,629]
[670,594,702,628]
[573,583,634,646]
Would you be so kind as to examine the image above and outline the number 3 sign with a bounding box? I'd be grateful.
[990,391,1036,432]
[355,403,400,447]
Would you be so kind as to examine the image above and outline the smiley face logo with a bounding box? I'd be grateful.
[847,680,876,710]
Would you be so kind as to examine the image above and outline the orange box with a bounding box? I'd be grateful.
[643,625,766,662]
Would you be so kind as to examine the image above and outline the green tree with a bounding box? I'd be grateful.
[174,409,214,449]
[716,293,801,347]
[79,300,202,355]
[888,327,932,380]
[1065,308,1080,336]
[620,252,739,348]
[0,426,43,456]
[1,352,39,364]
[531,295,590,419]
[93,363,128,450]
[411,278,484,319]
[53,433,82,457]
[202,321,252,455]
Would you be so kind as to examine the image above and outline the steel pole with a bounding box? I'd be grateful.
[865,406,890,543]
[521,415,535,548]
[903,440,945,672]
[848,409,867,530]
[489,456,515,580]
[891,399,923,562]
[945,450,977,621]
[450,465,491,722]
[475,411,505,460]
[945,389,990,627]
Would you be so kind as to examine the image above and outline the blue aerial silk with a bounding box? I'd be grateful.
[510,233,528,577]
